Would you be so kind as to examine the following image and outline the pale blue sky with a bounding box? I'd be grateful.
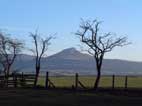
[0,0,142,61]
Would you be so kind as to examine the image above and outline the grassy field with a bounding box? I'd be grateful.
[0,76,142,106]
[1,88,142,106]
[38,76,142,88]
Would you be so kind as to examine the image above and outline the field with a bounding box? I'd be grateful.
[38,76,142,88]
[1,88,142,106]
[1,76,142,106]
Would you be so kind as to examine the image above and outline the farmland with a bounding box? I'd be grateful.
[0,76,142,106]
[38,76,142,88]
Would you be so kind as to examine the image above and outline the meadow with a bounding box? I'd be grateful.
[38,76,142,88]
[0,76,142,106]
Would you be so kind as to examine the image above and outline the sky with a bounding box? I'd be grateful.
[0,0,142,61]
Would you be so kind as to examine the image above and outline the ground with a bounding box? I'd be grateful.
[38,76,142,88]
[0,88,142,106]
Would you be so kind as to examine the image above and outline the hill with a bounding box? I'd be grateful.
[12,48,142,75]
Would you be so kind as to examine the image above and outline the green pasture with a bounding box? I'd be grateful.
[38,76,142,88]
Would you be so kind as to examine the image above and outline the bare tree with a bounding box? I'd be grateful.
[30,31,52,86]
[76,19,129,89]
[0,32,23,82]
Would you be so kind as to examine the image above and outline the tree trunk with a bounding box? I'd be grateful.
[5,65,10,87]
[34,67,40,87]
[94,68,101,90]
[94,54,103,90]
[7,65,10,77]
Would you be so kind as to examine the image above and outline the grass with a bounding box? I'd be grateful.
[1,88,142,106]
[1,76,142,105]
[38,76,142,88]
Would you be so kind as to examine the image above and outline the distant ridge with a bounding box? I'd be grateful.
[48,48,92,60]
[11,47,142,75]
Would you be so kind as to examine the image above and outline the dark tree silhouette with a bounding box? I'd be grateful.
[76,19,129,89]
[0,32,23,83]
[30,31,52,86]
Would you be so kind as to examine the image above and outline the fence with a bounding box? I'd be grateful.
[0,73,35,87]
[1,71,142,89]
[42,72,142,89]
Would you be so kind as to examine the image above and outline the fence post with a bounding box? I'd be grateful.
[112,75,115,89]
[14,74,17,88]
[75,73,78,89]
[21,72,24,86]
[45,72,49,89]
[125,76,128,89]
[22,72,24,80]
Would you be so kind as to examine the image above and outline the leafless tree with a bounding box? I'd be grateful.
[30,31,52,86]
[76,19,129,89]
[0,32,23,82]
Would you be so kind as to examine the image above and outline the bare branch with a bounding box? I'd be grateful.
[76,19,130,89]
[29,30,53,86]
[0,32,23,76]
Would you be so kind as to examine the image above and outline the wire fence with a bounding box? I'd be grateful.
[38,72,142,89]
[1,71,142,89]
